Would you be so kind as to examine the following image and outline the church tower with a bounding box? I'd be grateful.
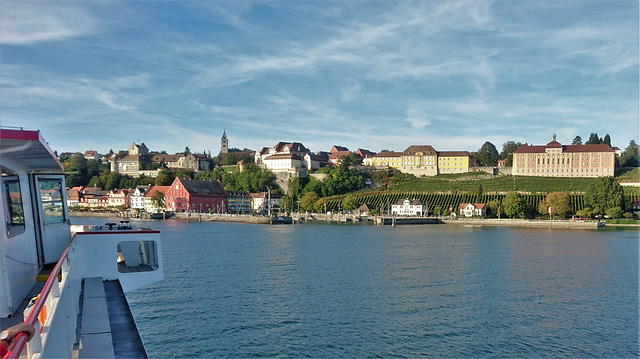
[221,130,228,154]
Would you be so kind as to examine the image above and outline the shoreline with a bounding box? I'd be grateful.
[69,211,637,229]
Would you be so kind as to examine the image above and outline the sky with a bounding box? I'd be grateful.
[1,0,638,156]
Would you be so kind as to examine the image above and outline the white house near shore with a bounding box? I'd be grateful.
[391,199,426,216]
[459,203,486,217]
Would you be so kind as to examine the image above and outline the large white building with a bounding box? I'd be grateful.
[512,138,615,177]
[391,199,426,216]
[255,142,311,177]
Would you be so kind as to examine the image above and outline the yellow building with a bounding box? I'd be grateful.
[373,147,474,176]
[512,140,615,177]
[372,151,403,168]
[437,151,473,173]
[400,145,438,176]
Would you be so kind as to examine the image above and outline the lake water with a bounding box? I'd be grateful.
[72,217,638,358]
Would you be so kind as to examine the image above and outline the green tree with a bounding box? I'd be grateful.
[314,198,326,213]
[342,194,358,211]
[602,134,611,147]
[150,190,165,211]
[279,194,293,212]
[538,192,571,218]
[576,207,595,219]
[572,135,582,145]
[66,152,88,174]
[476,142,499,167]
[302,176,324,196]
[585,133,600,145]
[320,167,364,197]
[500,141,523,159]
[585,177,624,217]
[300,192,320,212]
[619,140,639,167]
[155,170,174,186]
[486,198,502,217]
[105,172,123,190]
[339,153,363,169]
[605,207,623,219]
[502,192,526,218]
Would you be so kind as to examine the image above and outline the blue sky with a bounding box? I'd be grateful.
[2,1,638,156]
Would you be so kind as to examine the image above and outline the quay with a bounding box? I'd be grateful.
[442,218,606,229]
[70,211,608,229]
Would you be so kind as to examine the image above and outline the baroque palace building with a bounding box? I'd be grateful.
[371,146,473,175]
[512,136,615,177]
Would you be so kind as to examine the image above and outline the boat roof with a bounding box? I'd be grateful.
[0,127,63,172]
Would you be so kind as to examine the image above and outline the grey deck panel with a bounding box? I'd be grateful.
[79,333,115,359]
[103,280,148,359]
[83,277,106,298]
[80,297,111,335]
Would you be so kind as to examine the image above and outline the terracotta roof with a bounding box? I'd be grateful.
[120,154,141,161]
[438,151,471,157]
[403,145,437,156]
[264,153,304,161]
[329,151,352,160]
[514,143,614,154]
[331,145,349,153]
[152,154,183,162]
[357,149,376,158]
[145,186,170,197]
[459,203,485,209]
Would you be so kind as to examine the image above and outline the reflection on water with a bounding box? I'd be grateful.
[72,217,638,358]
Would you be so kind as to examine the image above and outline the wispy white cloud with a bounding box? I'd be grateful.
[405,106,431,129]
[0,1,98,45]
[1,0,636,154]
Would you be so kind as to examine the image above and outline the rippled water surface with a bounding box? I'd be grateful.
[73,218,638,358]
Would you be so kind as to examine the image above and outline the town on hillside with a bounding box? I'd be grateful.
[59,131,639,219]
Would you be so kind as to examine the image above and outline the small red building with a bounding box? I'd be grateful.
[165,178,228,213]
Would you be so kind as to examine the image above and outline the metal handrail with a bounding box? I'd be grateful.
[3,234,76,359]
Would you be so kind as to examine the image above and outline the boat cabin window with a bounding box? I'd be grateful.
[2,176,25,235]
[38,178,66,224]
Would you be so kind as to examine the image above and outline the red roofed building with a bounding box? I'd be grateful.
[331,145,349,153]
[165,178,228,213]
[329,151,352,164]
[107,189,130,208]
[357,149,376,166]
[144,186,170,213]
[512,136,615,177]
[632,198,640,215]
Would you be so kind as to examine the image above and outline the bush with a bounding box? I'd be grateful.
[605,207,624,219]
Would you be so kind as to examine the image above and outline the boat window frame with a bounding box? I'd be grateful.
[2,174,26,236]
[37,177,67,225]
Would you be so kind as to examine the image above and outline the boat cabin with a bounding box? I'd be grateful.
[0,128,70,318]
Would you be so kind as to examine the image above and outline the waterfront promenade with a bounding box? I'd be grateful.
[70,211,619,228]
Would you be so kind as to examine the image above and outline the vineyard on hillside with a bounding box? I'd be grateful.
[388,174,602,193]
[321,192,638,215]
